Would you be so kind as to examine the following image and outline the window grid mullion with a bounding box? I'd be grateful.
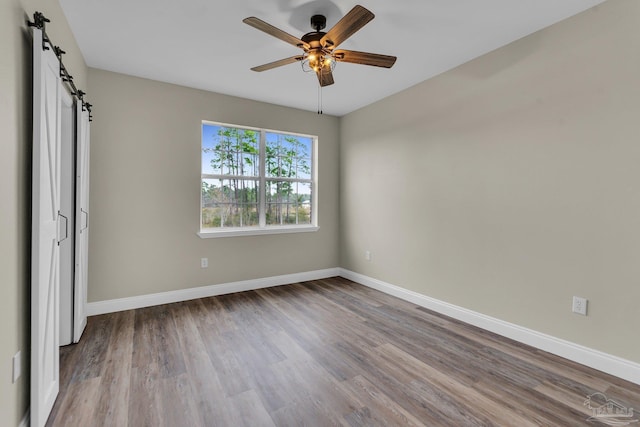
[202,174,260,181]
[259,130,266,227]
[264,176,313,183]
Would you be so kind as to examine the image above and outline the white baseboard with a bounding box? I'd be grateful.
[19,410,29,427]
[338,268,640,386]
[86,268,340,316]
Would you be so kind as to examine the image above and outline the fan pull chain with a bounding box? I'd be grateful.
[317,70,323,115]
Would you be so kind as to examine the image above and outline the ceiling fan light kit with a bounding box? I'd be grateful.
[243,4,397,89]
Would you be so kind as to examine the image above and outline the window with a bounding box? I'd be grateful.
[199,121,317,237]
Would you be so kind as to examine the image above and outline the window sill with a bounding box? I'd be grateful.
[198,225,319,239]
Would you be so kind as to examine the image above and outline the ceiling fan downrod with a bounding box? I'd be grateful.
[310,15,326,32]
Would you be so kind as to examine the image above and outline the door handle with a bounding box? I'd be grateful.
[58,211,69,245]
[80,208,88,231]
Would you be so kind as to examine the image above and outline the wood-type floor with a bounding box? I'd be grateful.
[47,277,640,426]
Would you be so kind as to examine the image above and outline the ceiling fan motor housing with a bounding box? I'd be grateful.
[310,15,326,31]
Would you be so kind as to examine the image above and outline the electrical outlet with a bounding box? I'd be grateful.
[365,250,371,261]
[201,258,208,268]
[12,351,21,383]
[572,296,588,316]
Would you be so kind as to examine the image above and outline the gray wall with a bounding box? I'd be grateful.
[340,0,640,363]
[87,69,340,302]
[0,0,87,424]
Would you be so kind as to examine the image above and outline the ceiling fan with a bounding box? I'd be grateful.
[243,5,397,87]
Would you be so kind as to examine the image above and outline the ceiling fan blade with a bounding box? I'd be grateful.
[334,49,397,68]
[251,56,305,72]
[316,69,335,87]
[243,17,310,50]
[321,5,374,50]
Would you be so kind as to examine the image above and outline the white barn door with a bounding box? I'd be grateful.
[73,105,90,342]
[31,27,62,427]
[59,89,75,347]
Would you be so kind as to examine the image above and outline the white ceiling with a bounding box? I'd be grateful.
[59,0,604,116]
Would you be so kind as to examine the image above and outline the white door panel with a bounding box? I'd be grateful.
[59,89,74,346]
[74,104,90,343]
[31,27,61,427]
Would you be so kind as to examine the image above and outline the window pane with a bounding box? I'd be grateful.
[202,124,259,176]
[202,121,316,232]
[265,132,312,179]
[266,181,312,225]
[201,179,259,228]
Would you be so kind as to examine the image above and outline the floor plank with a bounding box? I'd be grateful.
[93,310,134,426]
[46,278,640,426]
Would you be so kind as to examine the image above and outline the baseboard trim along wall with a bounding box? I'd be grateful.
[86,268,340,316]
[338,268,640,386]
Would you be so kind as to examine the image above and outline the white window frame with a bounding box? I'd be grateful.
[198,120,319,238]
